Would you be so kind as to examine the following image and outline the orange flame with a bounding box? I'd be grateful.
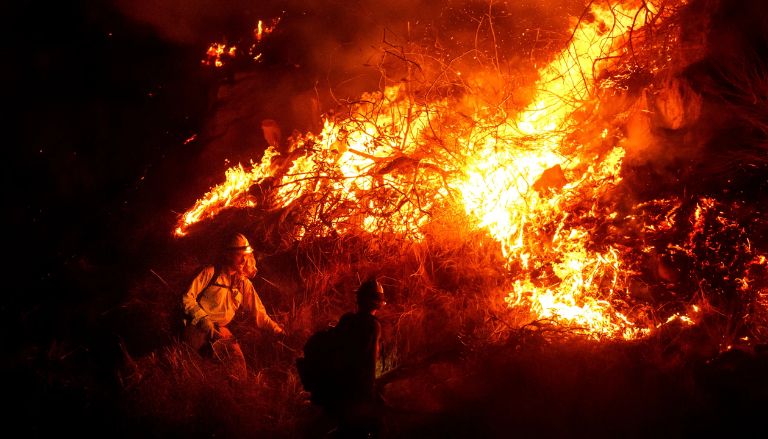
[178,1,758,340]
[175,148,280,236]
[255,18,279,42]
[458,2,661,338]
[202,43,237,68]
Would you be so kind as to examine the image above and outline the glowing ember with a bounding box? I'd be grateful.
[202,43,236,68]
[202,17,280,67]
[255,18,279,42]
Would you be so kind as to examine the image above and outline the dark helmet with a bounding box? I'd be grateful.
[356,278,385,309]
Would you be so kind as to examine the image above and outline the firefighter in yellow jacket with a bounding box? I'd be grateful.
[182,232,283,377]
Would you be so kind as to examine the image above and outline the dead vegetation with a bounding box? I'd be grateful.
[110,1,768,437]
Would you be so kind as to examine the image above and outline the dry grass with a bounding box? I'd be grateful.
[117,205,528,435]
[115,196,768,437]
[110,1,768,436]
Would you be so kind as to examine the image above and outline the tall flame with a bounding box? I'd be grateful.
[175,1,746,340]
[456,2,660,338]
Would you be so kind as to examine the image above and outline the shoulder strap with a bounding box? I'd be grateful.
[196,265,221,301]
[180,265,222,328]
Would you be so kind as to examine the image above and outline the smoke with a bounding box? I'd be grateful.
[687,0,768,172]
[598,0,768,203]
[112,0,588,183]
[113,0,263,44]
[110,0,593,87]
[112,0,768,187]
[115,0,768,203]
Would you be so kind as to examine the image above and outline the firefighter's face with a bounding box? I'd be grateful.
[228,251,248,272]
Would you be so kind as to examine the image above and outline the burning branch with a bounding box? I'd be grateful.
[176,0,768,343]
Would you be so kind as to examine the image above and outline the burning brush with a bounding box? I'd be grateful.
[175,0,768,345]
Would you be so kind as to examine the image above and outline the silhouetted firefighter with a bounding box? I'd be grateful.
[297,277,386,438]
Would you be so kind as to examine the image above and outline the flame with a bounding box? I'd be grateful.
[202,43,236,68]
[203,17,280,67]
[455,2,658,338]
[175,148,280,236]
[176,0,768,340]
[255,18,279,42]
[256,20,264,41]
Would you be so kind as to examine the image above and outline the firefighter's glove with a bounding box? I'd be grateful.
[199,317,219,339]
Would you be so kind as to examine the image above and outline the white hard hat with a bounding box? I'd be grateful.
[226,233,253,254]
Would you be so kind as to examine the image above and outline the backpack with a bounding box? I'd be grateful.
[295,320,353,405]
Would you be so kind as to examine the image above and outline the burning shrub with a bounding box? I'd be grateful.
[114,0,768,435]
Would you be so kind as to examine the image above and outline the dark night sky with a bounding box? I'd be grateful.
[9,0,213,336]
[6,2,226,431]
[4,13,258,425]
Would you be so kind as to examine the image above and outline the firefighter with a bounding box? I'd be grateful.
[325,277,387,438]
[181,232,284,377]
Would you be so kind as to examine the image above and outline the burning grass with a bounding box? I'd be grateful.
[113,0,768,436]
[118,195,768,436]
[169,0,768,341]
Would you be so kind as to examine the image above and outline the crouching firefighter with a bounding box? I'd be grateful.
[181,232,284,378]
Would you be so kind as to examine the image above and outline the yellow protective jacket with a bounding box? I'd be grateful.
[182,265,282,333]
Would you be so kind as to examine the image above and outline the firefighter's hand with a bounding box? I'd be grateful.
[199,317,220,339]
[274,328,293,351]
